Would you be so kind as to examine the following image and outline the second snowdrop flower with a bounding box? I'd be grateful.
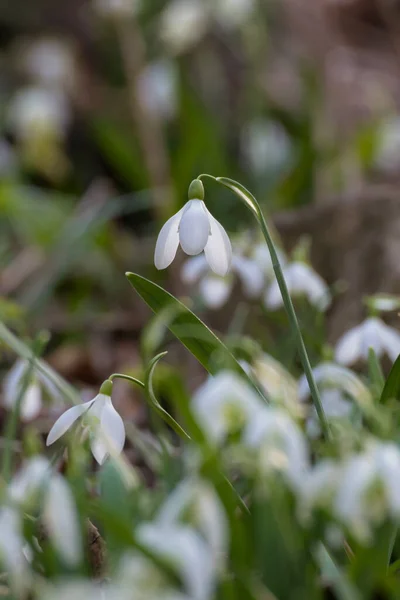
[46,379,125,465]
[155,179,232,276]
[265,261,331,311]
[335,317,400,365]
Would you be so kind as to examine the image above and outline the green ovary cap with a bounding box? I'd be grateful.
[188,179,204,200]
[99,379,113,396]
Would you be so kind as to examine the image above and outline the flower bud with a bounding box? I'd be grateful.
[99,379,113,396]
[188,179,204,201]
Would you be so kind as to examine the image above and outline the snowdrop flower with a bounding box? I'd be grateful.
[117,554,189,600]
[137,523,215,600]
[9,456,51,505]
[3,358,60,421]
[214,0,255,28]
[306,389,353,438]
[297,460,342,521]
[334,442,400,542]
[22,38,75,90]
[181,252,264,309]
[157,478,228,561]
[137,60,177,121]
[0,507,29,591]
[265,261,331,311]
[160,0,209,54]
[366,293,400,313]
[251,353,299,413]
[244,407,309,487]
[43,474,82,566]
[8,86,70,140]
[242,119,292,175]
[192,371,265,443]
[46,380,125,465]
[155,179,232,276]
[94,0,140,18]
[251,243,286,282]
[335,317,400,365]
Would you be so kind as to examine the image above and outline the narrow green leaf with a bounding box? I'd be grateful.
[317,544,361,600]
[126,273,264,398]
[380,354,400,404]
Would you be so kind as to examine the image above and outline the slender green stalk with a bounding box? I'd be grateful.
[198,174,331,439]
[108,373,145,388]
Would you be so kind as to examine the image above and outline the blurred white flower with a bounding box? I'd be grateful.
[297,460,342,519]
[8,86,70,140]
[335,317,400,365]
[155,200,232,276]
[137,60,177,120]
[366,294,400,313]
[250,243,286,283]
[192,371,265,443]
[43,474,82,566]
[9,456,51,505]
[160,0,209,54]
[137,523,215,600]
[0,507,29,590]
[265,261,331,311]
[181,253,264,309]
[298,362,372,412]
[251,353,298,411]
[334,442,400,541]
[242,119,292,175]
[374,116,400,173]
[22,38,75,90]
[306,389,353,438]
[3,359,60,421]
[214,0,255,28]
[158,478,228,561]
[94,0,140,18]
[46,387,125,465]
[244,407,308,487]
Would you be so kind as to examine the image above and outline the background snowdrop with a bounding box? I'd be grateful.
[21,38,76,90]
[265,261,331,311]
[181,252,264,309]
[335,317,400,365]
[160,0,209,54]
[192,371,265,443]
[137,60,177,121]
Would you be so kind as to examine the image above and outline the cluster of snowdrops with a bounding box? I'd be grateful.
[2,177,400,599]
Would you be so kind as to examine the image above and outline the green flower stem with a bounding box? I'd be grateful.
[108,373,145,388]
[198,174,331,440]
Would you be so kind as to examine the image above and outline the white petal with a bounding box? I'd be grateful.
[43,475,82,566]
[379,322,400,362]
[90,397,125,464]
[21,382,42,421]
[199,275,232,309]
[154,207,184,269]
[288,263,331,310]
[3,359,27,409]
[179,200,210,256]
[181,255,209,284]
[203,212,232,276]
[335,326,363,365]
[232,256,264,297]
[46,400,94,446]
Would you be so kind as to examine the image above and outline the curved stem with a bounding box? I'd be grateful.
[109,373,145,388]
[199,175,331,440]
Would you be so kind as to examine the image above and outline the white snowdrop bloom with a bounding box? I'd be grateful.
[297,460,341,519]
[244,407,309,487]
[94,0,140,18]
[0,507,29,590]
[3,358,60,421]
[43,474,82,566]
[137,60,177,121]
[214,0,255,28]
[251,243,286,282]
[8,86,70,140]
[335,317,400,365]
[374,116,400,173]
[334,442,400,542]
[367,294,400,313]
[242,119,293,175]
[160,0,209,54]
[9,456,51,505]
[137,523,215,600]
[157,478,228,561]
[155,182,232,276]
[306,389,353,439]
[46,382,125,465]
[181,252,264,309]
[265,261,331,311]
[192,371,265,443]
[22,38,75,89]
[251,353,299,413]
[298,362,372,410]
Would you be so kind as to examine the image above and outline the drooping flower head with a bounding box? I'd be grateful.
[155,179,232,276]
